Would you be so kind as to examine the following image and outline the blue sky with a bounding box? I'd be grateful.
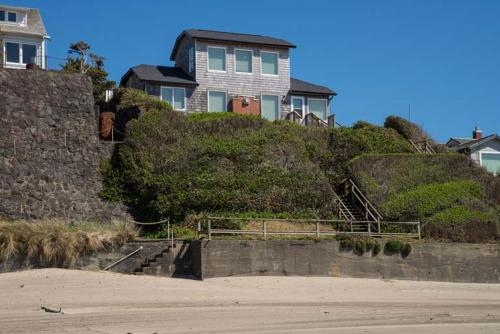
[7,0,499,142]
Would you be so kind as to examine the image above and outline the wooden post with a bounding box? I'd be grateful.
[368,222,371,235]
[350,220,353,233]
[167,220,170,240]
[263,221,267,240]
[197,220,201,240]
[208,219,212,240]
[316,222,320,238]
[111,127,114,143]
[417,222,421,240]
[377,218,381,234]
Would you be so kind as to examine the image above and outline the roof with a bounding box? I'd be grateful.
[446,137,473,147]
[450,134,500,151]
[120,65,198,87]
[171,29,296,60]
[290,78,337,96]
[0,5,47,37]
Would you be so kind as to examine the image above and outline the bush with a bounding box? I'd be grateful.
[354,239,366,255]
[384,239,404,254]
[401,243,412,258]
[384,115,428,142]
[425,206,499,242]
[372,242,381,256]
[381,180,484,220]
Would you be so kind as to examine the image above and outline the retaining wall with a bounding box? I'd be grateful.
[0,68,127,221]
[196,240,500,283]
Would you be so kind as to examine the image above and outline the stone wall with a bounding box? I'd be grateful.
[0,68,128,221]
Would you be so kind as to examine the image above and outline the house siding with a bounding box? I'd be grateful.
[470,140,500,166]
[189,40,291,116]
[174,36,195,77]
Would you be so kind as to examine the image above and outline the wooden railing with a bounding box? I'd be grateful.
[197,217,421,240]
[409,139,436,154]
[333,191,356,221]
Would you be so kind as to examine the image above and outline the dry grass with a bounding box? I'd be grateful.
[0,220,138,267]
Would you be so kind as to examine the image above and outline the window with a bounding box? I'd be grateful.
[188,47,195,73]
[208,91,227,112]
[7,12,16,22]
[261,95,280,121]
[161,87,186,110]
[22,44,37,64]
[292,97,304,117]
[0,11,4,21]
[308,99,328,120]
[207,47,226,72]
[261,51,278,75]
[235,49,252,73]
[5,42,19,63]
[481,153,500,176]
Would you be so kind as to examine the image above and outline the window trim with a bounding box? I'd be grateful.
[207,90,228,112]
[3,38,40,68]
[160,86,187,111]
[291,96,305,118]
[307,98,329,120]
[260,51,279,76]
[7,11,16,22]
[234,48,253,75]
[260,94,281,121]
[479,151,500,176]
[207,45,227,73]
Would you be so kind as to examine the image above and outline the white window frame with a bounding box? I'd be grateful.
[291,96,305,118]
[479,151,500,176]
[234,48,253,75]
[307,98,329,120]
[260,51,279,76]
[3,37,41,69]
[260,94,281,121]
[207,46,227,73]
[207,90,228,112]
[160,86,187,111]
[0,10,25,25]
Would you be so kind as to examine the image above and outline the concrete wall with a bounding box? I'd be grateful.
[196,240,500,283]
[0,68,128,221]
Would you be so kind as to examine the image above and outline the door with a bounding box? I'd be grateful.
[261,95,279,121]
[291,96,305,118]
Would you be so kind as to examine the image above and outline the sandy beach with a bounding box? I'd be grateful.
[0,268,499,333]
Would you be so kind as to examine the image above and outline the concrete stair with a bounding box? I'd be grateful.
[134,242,194,277]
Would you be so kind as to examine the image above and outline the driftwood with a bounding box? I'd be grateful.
[41,306,63,314]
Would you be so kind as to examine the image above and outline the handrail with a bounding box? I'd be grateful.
[332,191,356,221]
[348,179,383,221]
[103,246,143,271]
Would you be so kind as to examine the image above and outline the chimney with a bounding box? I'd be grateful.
[473,126,482,140]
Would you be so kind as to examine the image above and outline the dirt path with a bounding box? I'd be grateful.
[0,269,499,333]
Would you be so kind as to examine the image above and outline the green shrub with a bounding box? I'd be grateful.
[113,88,171,112]
[372,242,381,256]
[354,239,366,255]
[401,243,412,258]
[172,226,197,240]
[381,180,484,220]
[384,239,404,254]
[425,206,498,242]
[384,115,429,142]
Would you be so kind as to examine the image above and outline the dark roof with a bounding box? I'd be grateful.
[290,78,337,96]
[451,134,500,151]
[120,65,198,87]
[171,29,296,60]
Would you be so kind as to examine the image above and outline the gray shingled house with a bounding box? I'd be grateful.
[0,4,49,69]
[120,29,337,124]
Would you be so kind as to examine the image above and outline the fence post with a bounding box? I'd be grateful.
[197,219,201,240]
[417,222,421,240]
[368,222,371,235]
[111,127,114,143]
[263,221,267,240]
[377,218,381,234]
[350,220,353,233]
[316,222,320,238]
[208,219,212,240]
[167,219,170,240]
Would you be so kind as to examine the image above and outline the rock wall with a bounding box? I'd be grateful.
[0,68,127,221]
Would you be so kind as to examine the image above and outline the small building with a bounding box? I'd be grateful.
[120,29,337,125]
[0,4,49,70]
[446,127,500,176]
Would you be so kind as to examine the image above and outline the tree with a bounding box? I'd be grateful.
[61,41,115,104]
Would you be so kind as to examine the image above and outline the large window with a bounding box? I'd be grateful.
[261,95,280,121]
[0,11,4,21]
[7,12,16,22]
[261,51,278,75]
[208,91,227,112]
[4,41,38,65]
[235,49,252,74]
[308,99,328,120]
[161,87,186,110]
[292,96,305,117]
[481,153,500,176]
[207,46,226,72]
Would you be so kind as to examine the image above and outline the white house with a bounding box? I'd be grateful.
[447,127,500,176]
[0,4,49,70]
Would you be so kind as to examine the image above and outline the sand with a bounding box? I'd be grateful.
[0,268,499,333]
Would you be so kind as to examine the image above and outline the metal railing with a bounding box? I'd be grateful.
[197,217,421,240]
